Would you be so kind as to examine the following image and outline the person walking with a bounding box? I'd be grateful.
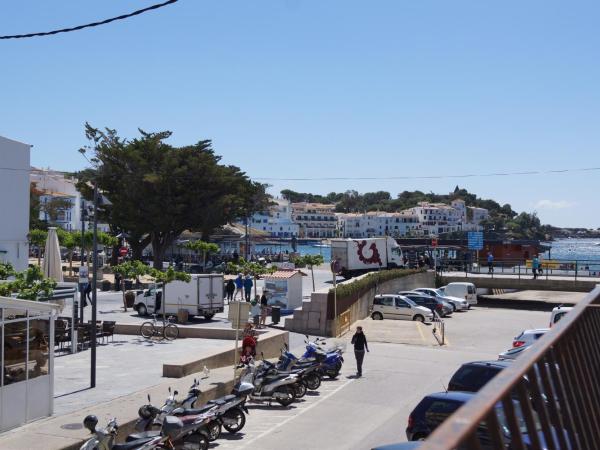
[234,273,244,300]
[244,275,253,302]
[487,253,494,274]
[351,326,369,377]
[225,279,235,303]
[84,282,92,307]
[532,255,540,279]
[260,290,269,328]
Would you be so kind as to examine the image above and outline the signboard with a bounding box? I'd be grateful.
[330,258,341,274]
[119,247,128,257]
[431,238,438,248]
[467,232,484,250]
[78,265,89,285]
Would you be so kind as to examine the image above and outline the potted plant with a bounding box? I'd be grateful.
[101,279,112,291]
[113,261,150,312]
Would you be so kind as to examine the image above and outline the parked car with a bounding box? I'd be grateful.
[513,328,548,348]
[438,282,477,305]
[414,287,469,312]
[550,306,573,327]
[448,360,512,392]
[371,294,433,323]
[398,291,452,317]
[406,391,564,447]
[498,344,531,360]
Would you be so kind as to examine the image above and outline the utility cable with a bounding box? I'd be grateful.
[0,0,179,40]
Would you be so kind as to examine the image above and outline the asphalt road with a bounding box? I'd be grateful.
[211,306,550,450]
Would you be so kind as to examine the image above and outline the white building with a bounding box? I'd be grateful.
[404,202,463,236]
[337,212,421,238]
[0,136,31,271]
[30,169,82,231]
[249,198,299,238]
[291,202,337,238]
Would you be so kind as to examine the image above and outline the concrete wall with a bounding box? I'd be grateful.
[439,275,598,293]
[0,136,30,271]
[286,271,436,336]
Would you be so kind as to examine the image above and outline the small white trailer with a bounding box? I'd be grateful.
[331,237,404,278]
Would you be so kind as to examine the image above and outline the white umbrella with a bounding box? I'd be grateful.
[42,227,64,282]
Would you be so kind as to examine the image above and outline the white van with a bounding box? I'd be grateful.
[371,294,433,322]
[439,282,477,305]
[549,306,573,327]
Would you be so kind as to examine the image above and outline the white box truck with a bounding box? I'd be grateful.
[134,274,224,320]
[331,237,404,278]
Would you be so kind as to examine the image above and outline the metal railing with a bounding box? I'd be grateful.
[420,285,600,450]
[437,258,600,281]
[431,311,445,346]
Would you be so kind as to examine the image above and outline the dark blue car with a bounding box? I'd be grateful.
[406,391,570,449]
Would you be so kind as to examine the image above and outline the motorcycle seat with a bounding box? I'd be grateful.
[179,404,215,415]
[126,431,159,442]
[113,437,154,450]
[208,394,237,405]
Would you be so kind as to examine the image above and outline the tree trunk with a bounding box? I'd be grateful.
[151,232,176,270]
[69,252,73,277]
[111,243,120,266]
[310,265,316,292]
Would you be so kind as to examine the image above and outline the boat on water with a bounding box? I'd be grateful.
[312,244,331,248]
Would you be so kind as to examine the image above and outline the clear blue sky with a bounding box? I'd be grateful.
[1,1,599,228]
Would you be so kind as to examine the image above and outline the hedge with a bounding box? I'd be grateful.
[326,268,425,318]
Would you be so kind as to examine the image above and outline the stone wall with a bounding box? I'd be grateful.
[286,271,435,336]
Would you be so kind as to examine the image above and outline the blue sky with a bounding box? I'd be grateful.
[1,1,599,228]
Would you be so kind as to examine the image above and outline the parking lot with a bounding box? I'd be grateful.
[210,305,550,450]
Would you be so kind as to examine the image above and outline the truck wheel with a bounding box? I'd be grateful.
[371,312,383,320]
[137,304,148,316]
[204,313,215,320]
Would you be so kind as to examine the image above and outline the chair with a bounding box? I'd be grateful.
[54,320,69,351]
[87,321,104,344]
[101,321,116,343]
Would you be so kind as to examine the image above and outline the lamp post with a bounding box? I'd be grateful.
[90,182,98,388]
[79,202,86,324]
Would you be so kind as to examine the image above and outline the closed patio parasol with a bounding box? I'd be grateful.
[42,227,64,282]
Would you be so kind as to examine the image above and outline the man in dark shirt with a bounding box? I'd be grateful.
[351,326,369,377]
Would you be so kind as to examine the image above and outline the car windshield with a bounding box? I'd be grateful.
[404,297,417,307]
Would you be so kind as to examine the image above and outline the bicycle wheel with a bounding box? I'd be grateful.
[163,323,179,341]
[140,322,155,339]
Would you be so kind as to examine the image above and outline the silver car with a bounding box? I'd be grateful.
[414,288,469,312]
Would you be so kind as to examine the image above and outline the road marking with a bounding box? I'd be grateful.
[416,322,426,342]
[236,378,354,448]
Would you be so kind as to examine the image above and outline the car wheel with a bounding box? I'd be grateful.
[451,303,456,313]
[137,304,147,316]
[413,314,424,322]
[371,312,383,320]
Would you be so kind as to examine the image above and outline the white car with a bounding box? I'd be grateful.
[414,287,469,312]
[498,345,530,360]
[512,328,549,348]
[371,294,434,323]
[549,306,573,327]
[439,282,477,305]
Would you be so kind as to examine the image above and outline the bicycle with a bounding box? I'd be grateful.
[140,314,179,341]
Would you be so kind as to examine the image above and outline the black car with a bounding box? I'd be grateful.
[406,391,566,447]
[448,360,512,392]
[398,292,450,317]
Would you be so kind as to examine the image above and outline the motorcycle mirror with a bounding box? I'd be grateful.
[261,351,265,360]
[174,390,179,396]
[284,342,289,350]
[147,394,151,403]
[168,386,171,393]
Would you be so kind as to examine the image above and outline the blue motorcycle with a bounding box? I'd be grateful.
[278,337,344,380]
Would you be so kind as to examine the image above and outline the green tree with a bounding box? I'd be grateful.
[28,229,48,266]
[293,254,324,292]
[29,183,47,230]
[79,124,264,269]
[183,240,220,271]
[0,266,57,300]
[113,260,151,311]
[56,229,78,276]
[0,262,15,280]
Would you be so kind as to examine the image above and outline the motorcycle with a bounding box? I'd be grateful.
[79,415,182,450]
[279,337,345,379]
[135,380,250,441]
[234,358,298,407]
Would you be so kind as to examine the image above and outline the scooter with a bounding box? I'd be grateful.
[234,358,298,406]
[280,338,345,379]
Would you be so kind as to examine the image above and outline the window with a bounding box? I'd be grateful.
[374,296,394,306]
[28,319,49,379]
[395,298,409,307]
[3,320,28,385]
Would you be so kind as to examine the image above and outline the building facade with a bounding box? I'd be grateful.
[249,198,299,238]
[0,136,31,271]
[337,212,421,238]
[291,202,337,238]
[30,169,82,231]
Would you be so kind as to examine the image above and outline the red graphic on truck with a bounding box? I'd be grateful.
[355,240,383,266]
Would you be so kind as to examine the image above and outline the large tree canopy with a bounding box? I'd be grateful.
[78,124,266,268]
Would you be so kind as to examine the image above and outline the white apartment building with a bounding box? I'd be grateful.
[291,202,337,238]
[0,136,31,271]
[337,212,421,238]
[249,198,299,238]
[405,202,463,236]
[30,169,82,231]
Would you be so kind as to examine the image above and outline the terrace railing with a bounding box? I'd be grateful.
[420,285,600,450]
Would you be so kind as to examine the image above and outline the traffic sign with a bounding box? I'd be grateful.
[467,231,484,250]
[431,238,438,248]
[78,265,89,285]
[119,247,128,257]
